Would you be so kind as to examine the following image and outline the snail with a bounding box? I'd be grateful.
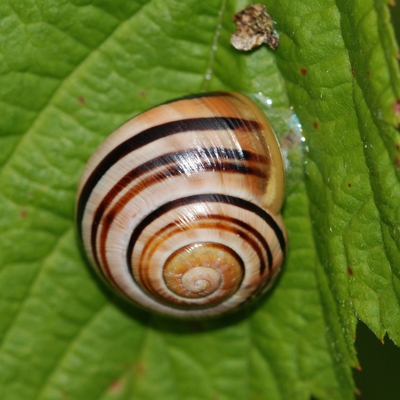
[76,91,287,318]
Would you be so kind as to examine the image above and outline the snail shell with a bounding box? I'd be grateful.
[76,92,287,318]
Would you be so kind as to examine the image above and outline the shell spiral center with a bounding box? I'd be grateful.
[163,242,244,303]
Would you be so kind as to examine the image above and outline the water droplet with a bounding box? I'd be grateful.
[252,92,274,107]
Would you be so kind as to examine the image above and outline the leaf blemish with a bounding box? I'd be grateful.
[300,68,307,76]
[20,209,28,219]
[348,183,352,188]
[347,266,354,275]
[109,379,123,394]
[392,99,400,115]
[77,96,86,105]
[136,362,145,375]
[313,121,318,129]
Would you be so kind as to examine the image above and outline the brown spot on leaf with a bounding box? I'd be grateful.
[347,266,354,276]
[355,389,362,397]
[300,68,307,76]
[348,183,352,188]
[77,96,86,105]
[366,70,371,77]
[380,338,385,345]
[20,209,28,219]
[389,0,396,6]
[396,144,400,151]
[139,91,147,97]
[355,364,362,371]
[135,362,145,375]
[313,121,318,129]
[109,379,123,393]
[351,65,355,76]
[393,99,400,115]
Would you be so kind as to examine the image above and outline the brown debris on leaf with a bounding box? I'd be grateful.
[231,4,279,51]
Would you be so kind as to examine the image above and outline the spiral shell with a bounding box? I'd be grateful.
[76,92,286,318]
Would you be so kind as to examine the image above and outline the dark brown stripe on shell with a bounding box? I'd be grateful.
[127,194,285,278]
[92,147,268,244]
[92,148,269,276]
[77,117,262,235]
[139,214,272,283]
[97,164,267,284]
[137,218,271,300]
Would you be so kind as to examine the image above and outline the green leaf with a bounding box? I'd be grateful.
[0,0,399,399]
[269,0,400,347]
